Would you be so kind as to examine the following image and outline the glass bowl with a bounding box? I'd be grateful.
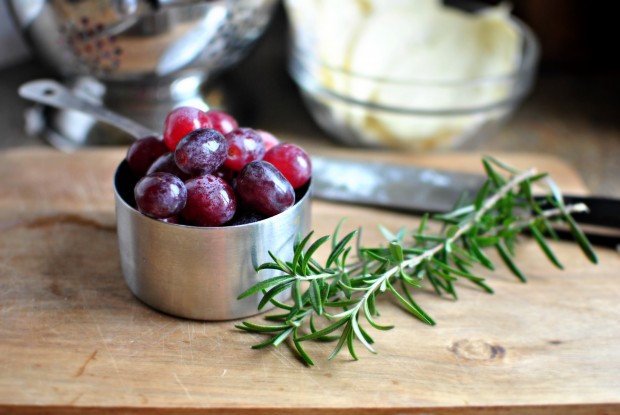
[287,14,540,151]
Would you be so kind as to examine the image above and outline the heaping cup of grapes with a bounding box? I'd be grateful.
[114,107,313,321]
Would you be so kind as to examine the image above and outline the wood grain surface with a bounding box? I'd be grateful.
[0,148,618,415]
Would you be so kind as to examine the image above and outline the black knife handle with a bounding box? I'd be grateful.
[561,195,620,228]
[536,195,620,249]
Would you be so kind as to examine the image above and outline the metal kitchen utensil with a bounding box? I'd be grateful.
[20,79,311,321]
[9,0,278,133]
[311,156,486,215]
[114,162,311,320]
[20,79,156,139]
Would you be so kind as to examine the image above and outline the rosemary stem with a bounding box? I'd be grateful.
[333,170,583,315]
[349,168,543,309]
[541,203,589,218]
[400,168,540,270]
[298,272,339,281]
[501,202,589,235]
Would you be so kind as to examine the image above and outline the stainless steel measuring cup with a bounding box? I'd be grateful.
[115,163,311,320]
[20,79,312,320]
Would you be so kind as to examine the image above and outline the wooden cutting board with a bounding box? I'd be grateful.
[0,147,618,415]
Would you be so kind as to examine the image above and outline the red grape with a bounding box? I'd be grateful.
[146,152,191,181]
[256,130,280,151]
[181,175,237,226]
[174,128,227,176]
[263,143,312,189]
[236,161,295,217]
[224,128,266,171]
[163,106,212,151]
[126,135,168,177]
[134,172,187,219]
[206,110,238,135]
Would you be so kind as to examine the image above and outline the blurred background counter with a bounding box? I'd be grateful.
[0,1,618,196]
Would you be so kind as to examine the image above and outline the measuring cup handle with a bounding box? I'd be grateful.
[18,79,159,140]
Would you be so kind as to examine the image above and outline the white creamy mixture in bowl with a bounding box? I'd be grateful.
[285,0,539,150]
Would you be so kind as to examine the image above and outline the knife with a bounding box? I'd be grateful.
[311,155,620,249]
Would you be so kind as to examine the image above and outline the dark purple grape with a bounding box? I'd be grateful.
[134,172,187,219]
[236,161,295,217]
[174,128,227,176]
[224,127,266,171]
[181,175,236,226]
[146,152,191,181]
[126,135,168,177]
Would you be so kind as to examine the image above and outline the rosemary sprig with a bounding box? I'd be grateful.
[236,156,598,365]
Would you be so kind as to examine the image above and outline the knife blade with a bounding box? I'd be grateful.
[311,155,620,248]
[311,155,486,214]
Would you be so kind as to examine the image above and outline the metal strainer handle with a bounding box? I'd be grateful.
[19,79,158,140]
